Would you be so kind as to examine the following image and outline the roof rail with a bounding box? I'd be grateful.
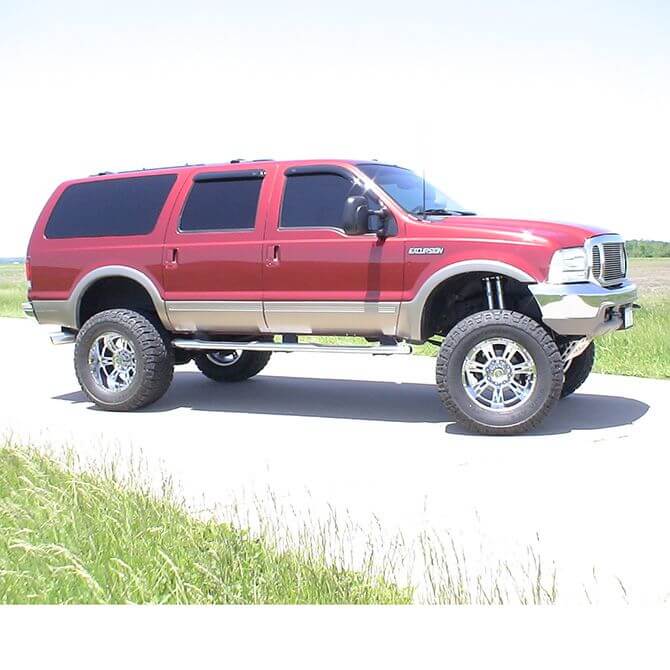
[90,163,204,176]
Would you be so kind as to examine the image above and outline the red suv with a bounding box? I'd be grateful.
[24,159,637,434]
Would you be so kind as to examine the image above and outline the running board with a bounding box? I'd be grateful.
[172,339,412,355]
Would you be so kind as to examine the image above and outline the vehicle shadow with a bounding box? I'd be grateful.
[54,371,650,435]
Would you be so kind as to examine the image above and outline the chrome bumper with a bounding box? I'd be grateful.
[529,280,637,337]
[22,301,35,319]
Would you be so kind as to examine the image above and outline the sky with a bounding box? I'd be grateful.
[0,0,668,256]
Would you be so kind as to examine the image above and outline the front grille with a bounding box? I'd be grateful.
[592,246,601,277]
[591,239,626,285]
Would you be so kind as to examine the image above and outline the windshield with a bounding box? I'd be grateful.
[358,164,474,217]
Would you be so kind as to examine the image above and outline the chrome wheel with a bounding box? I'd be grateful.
[206,350,242,367]
[88,332,137,392]
[461,337,536,411]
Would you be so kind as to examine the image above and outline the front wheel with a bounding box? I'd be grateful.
[194,349,272,382]
[436,310,564,435]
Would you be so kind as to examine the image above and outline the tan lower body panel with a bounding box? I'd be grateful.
[165,301,266,333]
[165,300,400,335]
[263,301,400,335]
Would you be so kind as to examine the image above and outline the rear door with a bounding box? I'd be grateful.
[162,165,276,333]
[261,164,405,335]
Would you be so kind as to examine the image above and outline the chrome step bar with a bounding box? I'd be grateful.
[50,331,76,345]
[172,339,412,355]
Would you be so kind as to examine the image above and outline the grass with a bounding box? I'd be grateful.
[0,442,568,604]
[0,443,410,604]
[593,298,670,378]
[0,264,26,318]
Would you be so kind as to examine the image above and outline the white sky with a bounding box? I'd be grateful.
[1,0,668,256]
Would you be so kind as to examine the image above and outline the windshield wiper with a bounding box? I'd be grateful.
[414,208,477,217]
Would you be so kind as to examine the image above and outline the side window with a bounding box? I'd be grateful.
[45,174,177,239]
[280,173,375,230]
[180,177,262,232]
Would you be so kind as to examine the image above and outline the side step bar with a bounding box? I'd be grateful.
[50,331,76,345]
[172,339,412,356]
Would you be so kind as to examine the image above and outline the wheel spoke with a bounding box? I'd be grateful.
[471,378,489,398]
[512,361,535,376]
[490,386,505,409]
[503,342,519,361]
[463,360,485,374]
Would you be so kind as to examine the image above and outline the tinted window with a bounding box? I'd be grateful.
[180,178,262,232]
[281,173,375,229]
[45,174,176,239]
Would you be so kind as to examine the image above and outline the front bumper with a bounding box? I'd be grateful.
[529,280,637,337]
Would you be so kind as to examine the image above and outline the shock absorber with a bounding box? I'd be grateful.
[482,276,505,310]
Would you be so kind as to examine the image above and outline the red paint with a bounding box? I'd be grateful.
[27,159,613,304]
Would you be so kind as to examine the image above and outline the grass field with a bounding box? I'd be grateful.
[0,443,410,604]
[0,264,26,318]
[2,259,668,377]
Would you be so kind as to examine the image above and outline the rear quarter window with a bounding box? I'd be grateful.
[45,174,177,239]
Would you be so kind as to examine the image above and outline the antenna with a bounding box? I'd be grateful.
[422,167,426,219]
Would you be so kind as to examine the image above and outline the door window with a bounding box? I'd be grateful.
[180,177,262,232]
[280,173,376,230]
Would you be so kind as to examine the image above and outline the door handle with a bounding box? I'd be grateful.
[267,244,280,267]
[165,248,178,268]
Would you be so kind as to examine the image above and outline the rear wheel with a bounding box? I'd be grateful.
[561,341,595,398]
[436,310,564,435]
[194,350,272,382]
[74,308,174,411]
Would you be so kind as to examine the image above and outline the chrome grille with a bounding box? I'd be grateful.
[589,236,627,286]
[602,243,625,283]
[591,246,601,277]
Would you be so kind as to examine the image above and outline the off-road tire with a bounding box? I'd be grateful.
[194,350,272,382]
[436,310,564,435]
[561,341,595,399]
[74,308,174,411]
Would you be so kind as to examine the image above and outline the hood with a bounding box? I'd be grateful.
[417,216,612,250]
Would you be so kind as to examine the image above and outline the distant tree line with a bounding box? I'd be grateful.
[625,240,670,258]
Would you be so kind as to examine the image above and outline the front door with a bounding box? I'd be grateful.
[262,165,404,335]
[162,166,276,333]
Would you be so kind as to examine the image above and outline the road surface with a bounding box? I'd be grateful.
[1,317,667,603]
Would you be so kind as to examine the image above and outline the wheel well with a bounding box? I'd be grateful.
[421,272,542,340]
[78,277,158,326]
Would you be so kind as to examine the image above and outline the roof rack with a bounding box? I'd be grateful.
[230,158,274,164]
[90,163,205,176]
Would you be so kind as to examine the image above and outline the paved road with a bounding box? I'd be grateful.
[1,317,668,603]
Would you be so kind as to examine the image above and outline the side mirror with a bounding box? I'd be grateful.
[342,196,370,235]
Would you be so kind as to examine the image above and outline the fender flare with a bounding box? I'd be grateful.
[71,265,170,328]
[396,260,538,342]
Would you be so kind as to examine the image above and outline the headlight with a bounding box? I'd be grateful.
[548,247,588,283]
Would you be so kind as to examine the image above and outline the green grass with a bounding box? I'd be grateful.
[593,298,670,378]
[0,264,26,318]
[0,444,410,604]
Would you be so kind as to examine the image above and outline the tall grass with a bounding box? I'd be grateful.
[0,443,566,604]
[0,264,26,318]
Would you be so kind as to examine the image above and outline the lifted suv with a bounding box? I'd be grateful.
[24,159,637,434]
